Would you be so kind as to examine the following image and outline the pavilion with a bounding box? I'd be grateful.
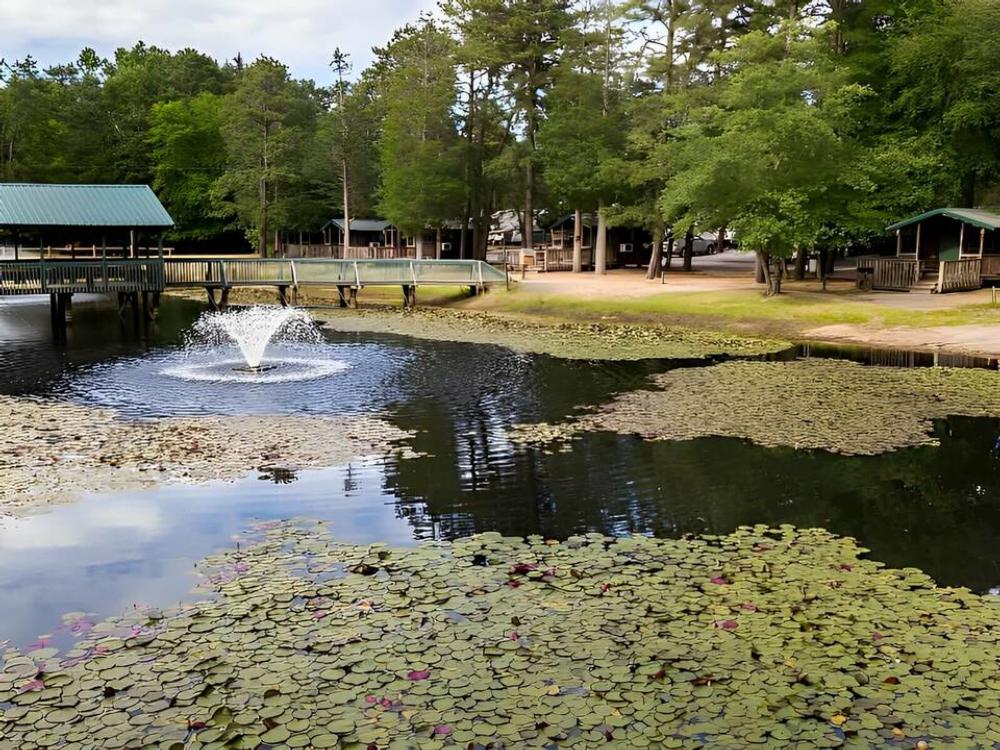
[0,183,174,260]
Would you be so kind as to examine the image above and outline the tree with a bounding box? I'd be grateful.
[446,0,573,253]
[538,0,628,273]
[890,0,1000,207]
[377,20,465,257]
[659,27,864,293]
[149,93,228,240]
[215,58,319,255]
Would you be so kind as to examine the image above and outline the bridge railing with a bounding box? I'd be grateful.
[163,258,506,288]
[0,259,164,294]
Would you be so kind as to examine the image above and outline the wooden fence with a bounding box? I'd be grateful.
[937,258,983,293]
[855,257,919,291]
[535,247,593,271]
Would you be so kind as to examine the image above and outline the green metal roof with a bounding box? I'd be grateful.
[0,183,174,228]
[322,218,394,233]
[887,207,1000,232]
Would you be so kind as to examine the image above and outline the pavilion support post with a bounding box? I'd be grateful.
[959,223,965,256]
[349,288,358,308]
[337,285,349,308]
[278,285,288,307]
[915,222,921,259]
[896,230,901,257]
[157,233,164,259]
[206,288,218,311]
[219,288,230,311]
[980,228,986,257]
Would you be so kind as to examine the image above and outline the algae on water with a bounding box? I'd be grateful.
[510,359,1000,455]
[316,307,786,361]
[2,522,999,749]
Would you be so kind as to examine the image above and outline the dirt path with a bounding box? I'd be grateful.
[805,323,1000,360]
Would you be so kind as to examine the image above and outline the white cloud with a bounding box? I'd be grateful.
[0,0,437,84]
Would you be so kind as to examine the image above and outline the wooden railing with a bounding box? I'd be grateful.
[536,247,593,271]
[855,256,919,291]
[284,244,416,260]
[938,258,983,293]
[1,258,507,296]
[980,256,1000,279]
[0,259,164,295]
[164,258,507,289]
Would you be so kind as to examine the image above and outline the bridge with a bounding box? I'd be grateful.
[0,257,509,337]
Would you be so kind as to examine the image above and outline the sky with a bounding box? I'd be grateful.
[0,0,438,84]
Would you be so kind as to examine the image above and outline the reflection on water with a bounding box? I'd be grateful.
[1,295,1000,651]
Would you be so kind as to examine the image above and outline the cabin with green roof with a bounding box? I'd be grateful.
[858,207,1000,292]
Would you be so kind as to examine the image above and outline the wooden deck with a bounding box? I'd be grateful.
[856,255,1000,293]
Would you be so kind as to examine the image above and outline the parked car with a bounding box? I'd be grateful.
[691,232,721,256]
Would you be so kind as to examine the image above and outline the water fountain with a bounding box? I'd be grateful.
[192,307,321,371]
[163,306,351,384]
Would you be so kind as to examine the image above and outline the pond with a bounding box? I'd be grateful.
[2,295,1000,651]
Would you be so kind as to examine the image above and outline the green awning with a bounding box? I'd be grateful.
[887,207,1000,232]
[0,183,174,228]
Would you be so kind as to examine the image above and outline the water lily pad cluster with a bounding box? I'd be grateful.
[509,359,1000,455]
[316,307,786,361]
[3,522,1000,749]
[0,396,417,515]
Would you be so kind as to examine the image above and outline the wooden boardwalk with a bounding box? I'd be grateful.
[0,258,506,296]
[0,257,508,338]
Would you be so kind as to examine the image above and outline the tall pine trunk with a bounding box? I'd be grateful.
[341,159,351,253]
[594,201,607,274]
[572,209,583,272]
[682,230,693,271]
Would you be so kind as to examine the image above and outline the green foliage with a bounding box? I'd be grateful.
[4,0,1000,260]
[149,94,227,240]
[376,21,465,236]
[214,59,322,253]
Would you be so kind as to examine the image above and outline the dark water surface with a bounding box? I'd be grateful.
[2,295,1000,650]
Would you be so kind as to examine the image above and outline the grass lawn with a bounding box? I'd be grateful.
[457,284,1000,336]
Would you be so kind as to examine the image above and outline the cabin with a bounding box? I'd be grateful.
[857,208,1000,292]
[321,219,401,251]
[544,215,653,271]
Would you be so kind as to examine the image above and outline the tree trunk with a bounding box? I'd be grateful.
[459,215,469,260]
[755,251,766,284]
[664,231,675,272]
[572,208,583,273]
[435,227,442,260]
[594,201,608,275]
[772,258,783,295]
[646,226,663,280]
[794,247,807,280]
[757,251,771,292]
[258,177,268,257]
[682,230,693,271]
[524,160,533,252]
[818,248,829,291]
[342,159,351,252]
